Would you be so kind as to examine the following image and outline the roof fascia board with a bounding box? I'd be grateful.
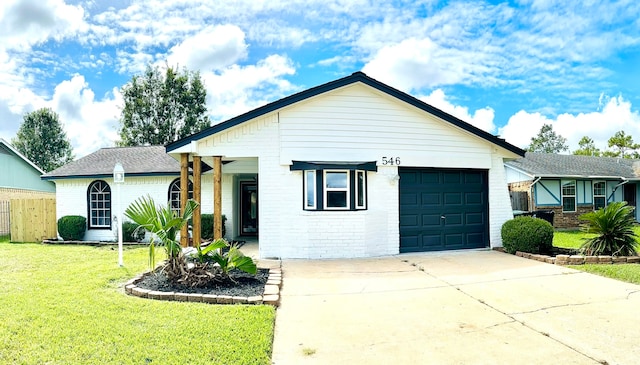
[42,172,181,181]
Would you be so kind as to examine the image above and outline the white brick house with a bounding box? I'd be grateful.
[165,72,525,259]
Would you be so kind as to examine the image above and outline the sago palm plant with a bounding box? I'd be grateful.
[579,201,639,256]
[124,195,198,276]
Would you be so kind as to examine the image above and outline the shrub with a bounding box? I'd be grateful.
[501,216,554,254]
[579,201,638,256]
[201,214,227,239]
[57,215,86,241]
[122,221,145,242]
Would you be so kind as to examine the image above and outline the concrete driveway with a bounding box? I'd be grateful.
[271,250,640,365]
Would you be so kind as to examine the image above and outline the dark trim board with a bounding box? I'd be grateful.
[399,167,489,252]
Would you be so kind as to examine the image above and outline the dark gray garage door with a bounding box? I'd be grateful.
[399,168,489,252]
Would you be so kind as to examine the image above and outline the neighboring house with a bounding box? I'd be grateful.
[164,72,525,258]
[1,138,56,235]
[41,146,205,242]
[0,138,56,200]
[505,152,640,228]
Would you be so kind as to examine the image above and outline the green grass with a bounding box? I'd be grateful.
[553,230,594,249]
[569,264,640,285]
[553,226,640,250]
[553,228,640,285]
[0,243,275,365]
[0,234,9,243]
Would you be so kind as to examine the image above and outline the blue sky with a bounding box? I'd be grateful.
[1,0,640,158]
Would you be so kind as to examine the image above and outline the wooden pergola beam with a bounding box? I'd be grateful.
[180,153,189,247]
[192,156,202,247]
[213,156,222,240]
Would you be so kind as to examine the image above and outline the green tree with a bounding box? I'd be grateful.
[604,130,638,158]
[118,65,210,146]
[573,136,601,156]
[12,108,74,172]
[527,124,568,153]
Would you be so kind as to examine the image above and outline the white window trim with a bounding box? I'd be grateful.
[355,170,366,209]
[593,181,606,210]
[561,180,577,212]
[304,170,316,210]
[88,180,111,228]
[323,170,350,210]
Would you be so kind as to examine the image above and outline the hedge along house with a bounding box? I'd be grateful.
[505,152,640,228]
[41,146,212,242]
[166,72,525,259]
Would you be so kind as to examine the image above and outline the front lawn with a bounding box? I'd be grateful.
[569,264,640,285]
[553,226,640,250]
[0,243,275,365]
[553,228,640,285]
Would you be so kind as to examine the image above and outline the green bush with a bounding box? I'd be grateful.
[201,214,227,239]
[579,201,638,256]
[57,215,86,241]
[122,221,145,242]
[501,216,554,254]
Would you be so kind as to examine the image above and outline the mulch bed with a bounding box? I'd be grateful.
[134,268,269,297]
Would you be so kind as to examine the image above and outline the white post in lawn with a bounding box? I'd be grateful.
[113,162,125,267]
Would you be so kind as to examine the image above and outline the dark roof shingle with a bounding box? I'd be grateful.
[505,152,640,179]
[42,146,181,180]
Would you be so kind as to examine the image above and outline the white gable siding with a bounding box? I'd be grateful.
[278,84,492,168]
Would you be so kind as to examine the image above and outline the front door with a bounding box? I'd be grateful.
[240,181,258,236]
[624,183,637,219]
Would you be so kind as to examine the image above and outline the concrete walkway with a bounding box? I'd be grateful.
[271,250,640,364]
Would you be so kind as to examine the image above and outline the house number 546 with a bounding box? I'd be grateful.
[381,157,401,165]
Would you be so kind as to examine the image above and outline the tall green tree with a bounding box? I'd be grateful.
[604,130,638,158]
[527,124,568,153]
[118,65,210,146]
[12,108,74,172]
[573,136,601,156]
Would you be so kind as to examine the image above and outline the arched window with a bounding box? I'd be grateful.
[87,180,111,228]
[168,178,193,214]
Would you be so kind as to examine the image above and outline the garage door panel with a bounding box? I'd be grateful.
[465,192,483,205]
[421,214,441,227]
[399,214,418,227]
[443,214,463,226]
[466,212,484,225]
[399,168,488,252]
[444,193,462,205]
[421,193,440,206]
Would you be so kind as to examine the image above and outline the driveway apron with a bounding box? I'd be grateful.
[271,250,640,365]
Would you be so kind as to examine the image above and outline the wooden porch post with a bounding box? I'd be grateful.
[192,156,202,247]
[180,153,189,247]
[213,156,222,240]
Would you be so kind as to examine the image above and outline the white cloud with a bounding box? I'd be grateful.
[202,54,296,121]
[49,75,121,158]
[499,95,640,152]
[420,89,496,133]
[0,0,86,51]
[166,25,248,71]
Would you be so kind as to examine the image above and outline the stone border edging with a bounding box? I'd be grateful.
[515,251,640,265]
[123,266,282,306]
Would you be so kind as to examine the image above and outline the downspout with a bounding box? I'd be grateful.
[529,177,541,212]
[609,178,628,203]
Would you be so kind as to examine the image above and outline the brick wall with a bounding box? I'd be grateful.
[534,205,591,229]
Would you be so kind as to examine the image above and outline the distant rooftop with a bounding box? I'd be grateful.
[505,152,640,179]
